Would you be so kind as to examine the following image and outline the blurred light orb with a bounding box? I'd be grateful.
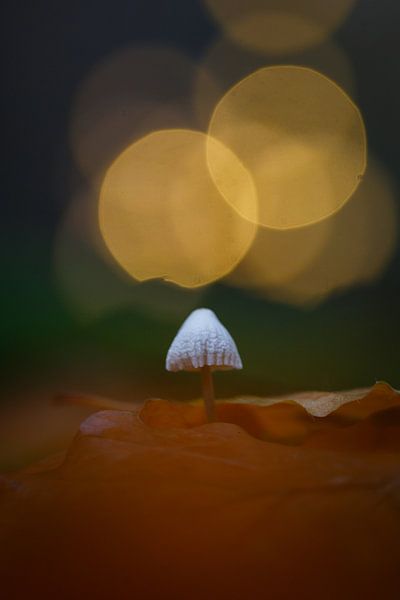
[69,45,200,183]
[99,129,257,288]
[228,217,332,289]
[208,66,366,230]
[204,0,357,55]
[194,35,356,129]
[231,159,397,306]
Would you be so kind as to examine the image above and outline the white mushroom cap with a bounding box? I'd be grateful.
[166,308,243,372]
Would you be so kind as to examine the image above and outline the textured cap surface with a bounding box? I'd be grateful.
[166,308,243,372]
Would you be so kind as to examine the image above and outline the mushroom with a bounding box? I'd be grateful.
[166,308,242,421]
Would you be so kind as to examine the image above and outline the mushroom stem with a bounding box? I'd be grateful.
[201,366,216,422]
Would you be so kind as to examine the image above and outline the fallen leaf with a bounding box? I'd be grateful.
[1,387,400,599]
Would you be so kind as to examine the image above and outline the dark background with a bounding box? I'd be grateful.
[2,0,400,420]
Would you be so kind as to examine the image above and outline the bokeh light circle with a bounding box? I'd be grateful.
[228,158,397,306]
[99,129,257,288]
[194,35,356,130]
[208,66,366,230]
[69,45,202,184]
[204,0,357,55]
[228,217,332,290]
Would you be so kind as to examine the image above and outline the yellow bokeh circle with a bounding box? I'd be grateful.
[194,35,356,130]
[99,129,257,288]
[204,0,357,56]
[208,65,367,230]
[228,158,397,306]
[69,45,200,184]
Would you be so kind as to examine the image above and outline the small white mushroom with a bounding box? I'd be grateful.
[166,308,242,421]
